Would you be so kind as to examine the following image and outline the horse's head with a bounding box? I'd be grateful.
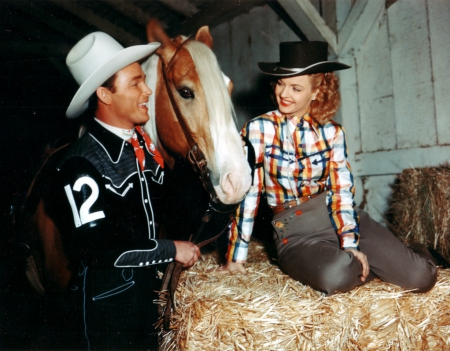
[143,20,251,205]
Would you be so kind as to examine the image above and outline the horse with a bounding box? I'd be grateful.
[16,20,252,300]
[142,20,253,248]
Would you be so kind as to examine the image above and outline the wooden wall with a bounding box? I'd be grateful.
[340,0,450,224]
[209,0,450,226]
[210,5,301,128]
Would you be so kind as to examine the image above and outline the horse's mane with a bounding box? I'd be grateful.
[141,54,159,146]
[141,38,236,148]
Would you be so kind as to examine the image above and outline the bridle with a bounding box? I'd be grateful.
[159,39,240,330]
[161,39,237,212]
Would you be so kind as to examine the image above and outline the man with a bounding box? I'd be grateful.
[44,32,200,350]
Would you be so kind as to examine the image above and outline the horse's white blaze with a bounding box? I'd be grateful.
[142,40,251,205]
[187,41,251,204]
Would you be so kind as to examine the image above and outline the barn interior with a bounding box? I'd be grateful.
[1,0,449,349]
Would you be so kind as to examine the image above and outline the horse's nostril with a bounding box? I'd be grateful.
[220,173,237,196]
[210,171,220,186]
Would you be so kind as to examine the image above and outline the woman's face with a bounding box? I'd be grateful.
[274,75,317,116]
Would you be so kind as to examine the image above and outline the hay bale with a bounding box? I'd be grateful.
[387,165,450,262]
[158,240,450,351]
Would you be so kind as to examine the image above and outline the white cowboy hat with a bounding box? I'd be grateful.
[66,32,160,118]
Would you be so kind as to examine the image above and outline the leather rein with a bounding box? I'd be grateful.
[159,39,238,330]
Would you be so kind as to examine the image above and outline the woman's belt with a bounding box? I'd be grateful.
[270,194,320,215]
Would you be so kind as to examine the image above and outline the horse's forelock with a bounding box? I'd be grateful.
[185,41,237,139]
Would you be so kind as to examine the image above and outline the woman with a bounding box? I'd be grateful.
[219,41,437,295]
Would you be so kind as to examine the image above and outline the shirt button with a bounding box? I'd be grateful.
[149,221,153,225]
[144,199,148,203]
[141,177,145,182]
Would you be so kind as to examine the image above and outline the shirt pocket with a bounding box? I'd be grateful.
[296,149,331,179]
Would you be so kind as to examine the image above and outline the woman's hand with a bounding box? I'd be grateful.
[345,248,369,282]
[208,261,247,274]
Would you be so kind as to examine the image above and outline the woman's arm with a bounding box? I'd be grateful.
[326,125,360,250]
[219,120,266,272]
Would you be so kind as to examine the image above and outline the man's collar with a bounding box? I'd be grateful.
[88,119,128,163]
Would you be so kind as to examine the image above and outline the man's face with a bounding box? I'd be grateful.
[107,62,152,129]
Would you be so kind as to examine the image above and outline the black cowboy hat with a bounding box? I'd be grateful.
[258,41,350,77]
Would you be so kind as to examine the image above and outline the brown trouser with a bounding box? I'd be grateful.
[272,193,437,295]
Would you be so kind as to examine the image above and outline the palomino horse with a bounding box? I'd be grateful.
[18,21,252,301]
[142,21,252,329]
[143,20,250,206]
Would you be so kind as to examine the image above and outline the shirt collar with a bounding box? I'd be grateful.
[279,110,320,136]
[88,119,128,163]
[94,118,134,140]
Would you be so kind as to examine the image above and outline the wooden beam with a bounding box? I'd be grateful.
[352,145,450,177]
[100,0,151,26]
[338,0,384,56]
[1,43,71,56]
[276,0,337,54]
[157,0,199,17]
[49,0,143,45]
[10,1,86,42]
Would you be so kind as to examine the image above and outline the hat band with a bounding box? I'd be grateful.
[277,66,306,73]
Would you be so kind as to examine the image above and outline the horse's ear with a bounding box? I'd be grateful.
[227,79,234,96]
[146,19,177,64]
[195,26,213,49]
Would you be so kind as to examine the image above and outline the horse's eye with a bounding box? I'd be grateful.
[178,88,194,99]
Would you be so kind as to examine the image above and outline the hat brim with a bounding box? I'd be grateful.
[258,61,351,77]
[66,42,160,119]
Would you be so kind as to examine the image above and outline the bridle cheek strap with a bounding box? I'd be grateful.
[161,40,222,205]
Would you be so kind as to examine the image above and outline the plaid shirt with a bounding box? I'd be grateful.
[226,110,359,263]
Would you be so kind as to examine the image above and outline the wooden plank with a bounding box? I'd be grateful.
[248,5,274,89]
[230,13,252,93]
[388,0,436,148]
[353,145,450,177]
[338,0,384,56]
[359,174,397,226]
[335,0,353,32]
[276,0,337,54]
[356,11,396,153]
[49,0,143,45]
[428,0,450,145]
[338,57,361,166]
[211,22,232,77]
[229,12,255,125]
[321,0,337,35]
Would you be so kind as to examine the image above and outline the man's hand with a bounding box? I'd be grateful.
[209,261,247,274]
[345,248,369,282]
[173,241,200,268]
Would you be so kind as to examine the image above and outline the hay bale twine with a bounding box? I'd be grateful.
[387,165,450,263]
